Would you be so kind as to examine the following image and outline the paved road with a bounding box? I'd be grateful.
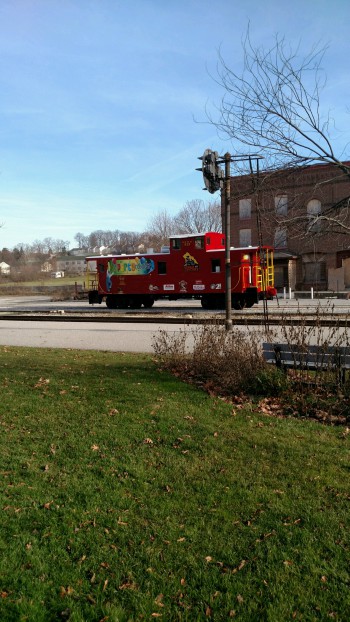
[0,319,188,353]
[0,296,349,352]
[0,296,198,352]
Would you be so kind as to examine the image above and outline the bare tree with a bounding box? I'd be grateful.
[118,231,143,254]
[145,209,176,249]
[209,30,350,236]
[173,199,222,233]
[74,232,89,248]
[41,237,70,254]
[206,200,222,232]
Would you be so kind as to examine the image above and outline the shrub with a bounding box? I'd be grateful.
[278,302,350,392]
[152,327,189,371]
[153,324,267,396]
[250,365,289,396]
[153,308,350,425]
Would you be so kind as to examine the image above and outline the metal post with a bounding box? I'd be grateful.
[224,153,232,331]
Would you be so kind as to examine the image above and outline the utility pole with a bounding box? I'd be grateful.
[197,150,263,331]
[223,153,232,331]
[197,149,232,330]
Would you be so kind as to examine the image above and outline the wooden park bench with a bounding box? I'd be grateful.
[262,342,350,384]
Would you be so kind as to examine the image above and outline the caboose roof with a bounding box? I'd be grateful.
[85,251,168,260]
[170,231,219,239]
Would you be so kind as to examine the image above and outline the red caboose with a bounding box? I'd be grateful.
[86,231,276,310]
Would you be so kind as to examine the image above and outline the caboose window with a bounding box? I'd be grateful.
[195,237,204,249]
[206,237,211,245]
[98,263,105,273]
[211,259,221,273]
[158,261,167,275]
[172,239,181,250]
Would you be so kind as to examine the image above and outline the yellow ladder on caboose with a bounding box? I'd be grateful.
[256,249,275,290]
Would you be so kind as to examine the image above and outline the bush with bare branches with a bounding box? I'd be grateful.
[153,307,350,424]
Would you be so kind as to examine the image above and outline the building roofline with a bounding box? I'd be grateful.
[230,160,350,180]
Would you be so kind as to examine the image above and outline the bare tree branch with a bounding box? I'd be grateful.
[173,199,221,234]
[207,28,350,238]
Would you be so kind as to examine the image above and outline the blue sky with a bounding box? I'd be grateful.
[0,0,350,249]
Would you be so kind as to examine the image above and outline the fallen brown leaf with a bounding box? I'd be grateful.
[119,581,138,590]
[154,593,164,607]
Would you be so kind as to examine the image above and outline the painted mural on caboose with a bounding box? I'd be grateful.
[105,256,155,291]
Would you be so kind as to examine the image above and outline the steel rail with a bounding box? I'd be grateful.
[0,312,349,327]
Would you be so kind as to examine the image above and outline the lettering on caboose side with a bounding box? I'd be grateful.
[108,257,155,276]
[105,257,155,291]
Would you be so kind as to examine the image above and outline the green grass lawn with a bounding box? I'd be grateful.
[0,276,86,288]
[0,347,349,621]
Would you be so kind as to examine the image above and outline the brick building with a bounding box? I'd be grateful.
[226,162,350,292]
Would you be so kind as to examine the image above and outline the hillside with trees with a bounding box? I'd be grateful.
[1,199,221,280]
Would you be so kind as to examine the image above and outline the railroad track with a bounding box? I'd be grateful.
[0,310,349,327]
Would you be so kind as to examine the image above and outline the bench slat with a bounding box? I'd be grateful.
[262,343,350,380]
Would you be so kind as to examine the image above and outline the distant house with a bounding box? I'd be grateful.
[41,260,53,273]
[0,262,10,275]
[56,255,87,275]
[69,247,88,256]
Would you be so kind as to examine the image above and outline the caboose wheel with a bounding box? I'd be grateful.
[129,296,142,309]
[142,296,154,308]
[232,295,246,310]
[106,295,118,309]
[201,295,210,309]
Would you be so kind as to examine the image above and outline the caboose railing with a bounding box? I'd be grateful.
[256,249,274,291]
[86,265,98,291]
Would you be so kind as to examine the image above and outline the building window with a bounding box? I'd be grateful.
[274,265,289,288]
[304,261,326,284]
[307,199,321,232]
[239,229,251,246]
[275,195,288,216]
[239,198,251,219]
[274,227,287,248]
[158,261,167,275]
[211,259,221,273]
